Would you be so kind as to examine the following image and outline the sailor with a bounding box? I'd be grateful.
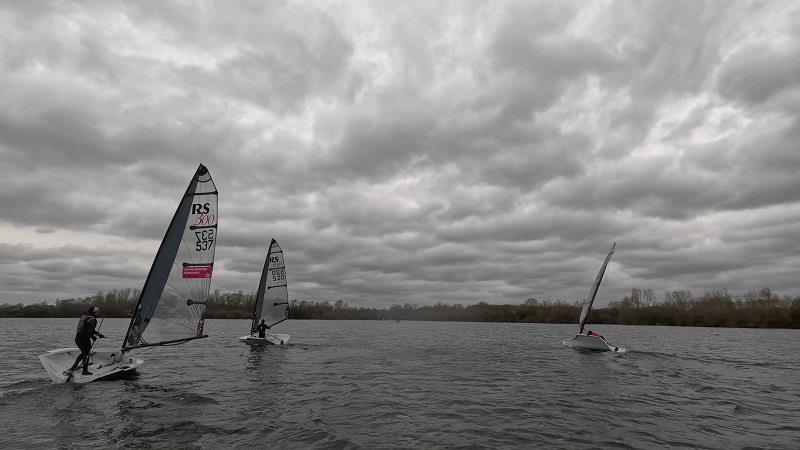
[65,306,105,375]
[256,319,269,338]
[587,330,608,343]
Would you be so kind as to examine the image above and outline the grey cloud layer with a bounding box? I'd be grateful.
[2,1,800,305]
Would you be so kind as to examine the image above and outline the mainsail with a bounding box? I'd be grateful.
[250,239,289,333]
[123,164,218,350]
[578,243,615,334]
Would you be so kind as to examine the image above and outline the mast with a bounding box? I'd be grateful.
[123,164,218,350]
[578,242,615,335]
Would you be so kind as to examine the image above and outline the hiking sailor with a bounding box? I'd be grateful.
[65,306,105,375]
[256,319,269,338]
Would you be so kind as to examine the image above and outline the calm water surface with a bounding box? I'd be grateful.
[1,318,798,449]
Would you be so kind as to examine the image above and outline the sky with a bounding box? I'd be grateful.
[1,1,800,308]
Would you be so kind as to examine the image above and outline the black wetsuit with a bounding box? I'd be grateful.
[68,315,101,373]
[257,322,268,338]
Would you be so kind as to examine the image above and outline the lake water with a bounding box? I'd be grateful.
[1,318,798,449]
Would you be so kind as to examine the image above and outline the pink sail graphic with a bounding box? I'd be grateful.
[182,264,213,279]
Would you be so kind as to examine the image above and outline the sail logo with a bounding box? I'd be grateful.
[192,202,215,226]
[269,256,281,268]
[192,203,210,214]
[194,214,215,226]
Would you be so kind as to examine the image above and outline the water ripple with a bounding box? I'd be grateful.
[1,319,799,449]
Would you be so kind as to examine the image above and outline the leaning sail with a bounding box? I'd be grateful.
[578,243,615,334]
[123,164,218,349]
[251,239,288,332]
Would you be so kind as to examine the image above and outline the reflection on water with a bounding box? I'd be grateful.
[1,318,799,449]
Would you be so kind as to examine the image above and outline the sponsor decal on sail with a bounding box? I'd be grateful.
[182,264,213,278]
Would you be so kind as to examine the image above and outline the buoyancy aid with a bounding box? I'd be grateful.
[76,314,96,335]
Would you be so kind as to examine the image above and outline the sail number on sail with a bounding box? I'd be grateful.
[195,230,215,251]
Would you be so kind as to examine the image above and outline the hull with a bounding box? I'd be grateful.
[562,334,625,353]
[238,334,290,346]
[39,348,143,384]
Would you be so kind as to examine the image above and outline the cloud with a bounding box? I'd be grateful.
[2,1,800,307]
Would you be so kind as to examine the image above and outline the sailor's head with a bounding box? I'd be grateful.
[260,319,266,324]
[88,306,100,316]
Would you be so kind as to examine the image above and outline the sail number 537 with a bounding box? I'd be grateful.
[195,230,215,251]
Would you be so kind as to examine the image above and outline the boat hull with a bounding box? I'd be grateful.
[562,334,625,353]
[238,334,290,346]
[39,348,143,384]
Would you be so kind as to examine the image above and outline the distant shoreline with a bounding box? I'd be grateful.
[1,287,798,328]
[2,316,799,330]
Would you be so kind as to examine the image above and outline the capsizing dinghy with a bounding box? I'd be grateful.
[39,164,219,383]
[239,239,291,346]
[562,243,625,353]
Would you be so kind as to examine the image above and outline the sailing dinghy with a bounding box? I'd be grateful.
[239,239,290,345]
[562,243,625,352]
[39,164,218,383]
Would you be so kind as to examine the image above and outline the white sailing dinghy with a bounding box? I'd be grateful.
[239,239,290,345]
[39,164,219,383]
[562,243,625,352]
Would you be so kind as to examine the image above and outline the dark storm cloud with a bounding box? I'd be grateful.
[2,1,800,305]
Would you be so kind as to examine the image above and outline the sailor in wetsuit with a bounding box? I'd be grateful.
[586,330,608,343]
[65,306,105,375]
[256,319,269,338]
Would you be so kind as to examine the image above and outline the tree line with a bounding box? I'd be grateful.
[0,287,798,328]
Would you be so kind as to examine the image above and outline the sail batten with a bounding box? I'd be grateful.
[578,243,615,334]
[250,239,289,332]
[123,164,218,351]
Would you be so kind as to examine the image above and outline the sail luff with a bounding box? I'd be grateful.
[578,242,615,334]
[123,164,217,350]
[250,239,275,334]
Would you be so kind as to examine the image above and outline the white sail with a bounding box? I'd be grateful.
[123,164,218,349]
[578,243,615,334]
[40,164,218,383]
[251,239,288,332]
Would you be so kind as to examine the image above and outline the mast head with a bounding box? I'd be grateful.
[197,164,209,176]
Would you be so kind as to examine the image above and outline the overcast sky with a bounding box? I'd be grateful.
[1,1,799,307]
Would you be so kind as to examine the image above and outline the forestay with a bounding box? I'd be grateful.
[251,239,289,333]
[578,242,615,334]
[123,164,218,350]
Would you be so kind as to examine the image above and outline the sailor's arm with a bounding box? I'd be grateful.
[86,318,105,339]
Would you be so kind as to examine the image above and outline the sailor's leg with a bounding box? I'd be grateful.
[68,352,84,371]
[67,336,86,371]
[76,337,93,374]
[81,351,91,373]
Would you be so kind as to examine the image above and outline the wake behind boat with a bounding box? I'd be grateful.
[39,164,219,383]
[561,243,625,353]
[239,239,291,346]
